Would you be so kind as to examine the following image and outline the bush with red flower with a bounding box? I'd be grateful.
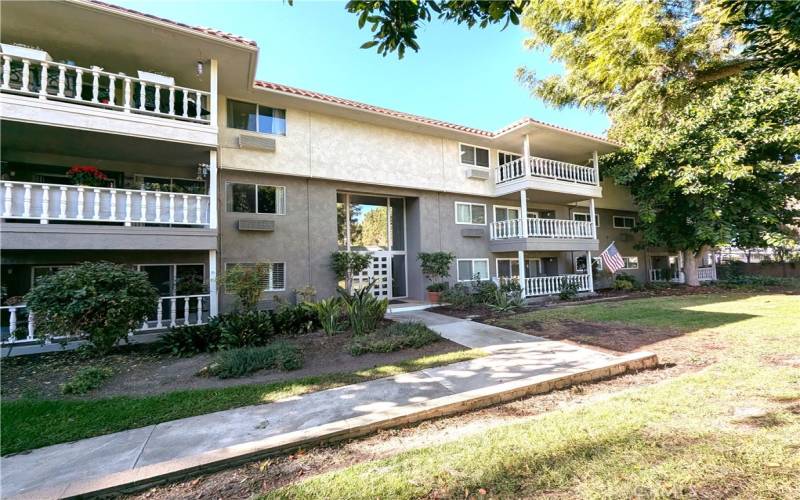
[66,166,109,187]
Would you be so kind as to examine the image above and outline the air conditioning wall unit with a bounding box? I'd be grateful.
[466,168,490,180]
[238,219,275,232]
[238,134,276,152]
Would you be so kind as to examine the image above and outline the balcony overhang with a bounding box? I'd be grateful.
[490,238,599,253]
[1,223,217,251]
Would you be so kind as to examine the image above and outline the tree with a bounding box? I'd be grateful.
[25,262,158,354]
[418,252,455,291]
[721,0,800,74]
[331,251,373,293]
[220,263,269,311]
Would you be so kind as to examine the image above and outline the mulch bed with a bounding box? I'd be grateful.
[0,330,464,401]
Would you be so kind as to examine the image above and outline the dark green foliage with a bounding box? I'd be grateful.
[331,251,373,293]
[24,262,158,354]
[61,367,114,395]
[213,310,275,350]
[310,297,345,335]
[418,252,455,291]
[613,274,640,291]
[338,281,388,336]
[206,341,303,379]
[473,279,499,304]
[487,287,524,313]
[722,0,800,74]
[558,278,581,301]
[159,324,220,357]
[271,303,319,336]
[426,282,448,293]
[440,283,475,309]
[348,321,440,356]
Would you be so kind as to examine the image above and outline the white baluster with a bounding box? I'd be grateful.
[8,307,17,338]
[168,87,175,115]
[40,185,49,224]
[168,193,175,223]
[183,297,190,324]
[170,297,177,327]
[108,75,116,105]
[39,62,49,99]
[1,56,10,89]
[22,184,31,217]
[155,193,162,223]
[57,65,66,97]
[91,69,99,103]
[27,311,35,340]
[3,183,12,217]
[182,194,189,223]
[195,297,203,325]
[154,84,161,112]
[139,81,146,110]
[182,89,189,118]
[109,189,117,220]
[74,69,83,100]
[92,188,101,220]
[195,91,202,119]
[21,59,30,92]
[140,191,147,222]
[76,187,85,219]
[156,300,163,329]
[195,195,202,224]
[57,186,67,219]
[124,190,132,226]
[124,78,131,112]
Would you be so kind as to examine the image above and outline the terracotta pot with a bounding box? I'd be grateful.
[427,291,441,304]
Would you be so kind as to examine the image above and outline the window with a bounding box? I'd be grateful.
[137,264,205,296]
[135,175,205,195]
[227,99,286,135]
[572,212,599,226]
[457,259,490,281]
[493,206,520,222]
[613,216,635,229]
[455,202,486,225]
[496,258,541,279]
[498,151,521,166]
[574,256,603,274]
[460,144,490,168]
[225,263,286,292]
[226,183,286,214]
[622,256,639,269]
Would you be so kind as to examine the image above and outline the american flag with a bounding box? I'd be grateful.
[600,242,625,274]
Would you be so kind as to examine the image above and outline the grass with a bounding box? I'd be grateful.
[208,341,304,378]
[60,367,114,395]
[266,293,800,499]
[348,321,440,356]
[0,349,485,456]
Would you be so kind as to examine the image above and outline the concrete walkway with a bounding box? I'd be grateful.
[2,311,656,499]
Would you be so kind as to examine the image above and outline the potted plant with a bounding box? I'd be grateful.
[418,252,455,303]
[66,165,109,187]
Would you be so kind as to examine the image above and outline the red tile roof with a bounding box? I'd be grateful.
[86,0,258,48]
[255,80,617,144]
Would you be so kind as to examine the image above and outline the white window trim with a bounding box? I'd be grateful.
[136,263,206,296]
[492,204,522,223]
[497,150,521,166]
[227,99,287,136]
[572,211,599,226]
[224,262,287,293]
[613,216,636,229]
[495,257,542,278]
[457,258,491,282]
[455,201,487,225]
[621,256,639,269]
[225,182,287,215]
[459,142,490,169]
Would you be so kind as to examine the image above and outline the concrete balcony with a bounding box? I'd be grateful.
[489,218,599,252]
[494,156,602,199]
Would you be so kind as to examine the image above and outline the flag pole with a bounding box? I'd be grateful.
[599,240,615,256]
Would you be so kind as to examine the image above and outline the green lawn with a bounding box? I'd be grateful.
[1,349,485,456]
[267,293,800,499]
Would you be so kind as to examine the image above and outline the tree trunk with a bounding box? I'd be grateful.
[683,249,701,287]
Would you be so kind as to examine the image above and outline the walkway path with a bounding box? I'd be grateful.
[2,310,656,499]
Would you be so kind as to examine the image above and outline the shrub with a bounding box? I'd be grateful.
[61,367,114,395]
[613,273,640,290]
[474,279,499,304]
[330,252,372,293]
[25,262,158,354]
[338,281,388,336]
[271,302,319,335]
[426,282,448,293]
[348,321,440,356]
[440,283,475,309]
[206,341,303,378]
[159,323,220,357]
[418,252,455,291]
[488,287,524,313]
[310,297,345,335]
[220,263,269,311]
[558,277,581,301]
[214,310,276,349]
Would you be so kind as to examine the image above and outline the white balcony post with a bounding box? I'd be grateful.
[518,250,527,298]
[592,150,599,186]
[209,249,219,317]
[589,198,597,238]
[123,78,132,112]
[1,56,10,89]
[209,58,218,126]
[21,59,30,92]
[57,64,66,97]
[523,134,532,180]
[586,251,594,293]
[40,185,49,224]
[74,69,83,100]
[3,183,12,217]
[520,190,528,238]
[124,190,132,226]
[39,62,49,99]
[209,150,218,229]
[91,69,99,103]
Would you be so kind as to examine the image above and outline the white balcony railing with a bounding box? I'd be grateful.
[495,156,599,186]
[0,53,212,125]
[490,218,595,240]
[2,181,211,227]
[1,294,210,346]
[649,269,684,283]
[524,274,591,297]
[698,267,716,281]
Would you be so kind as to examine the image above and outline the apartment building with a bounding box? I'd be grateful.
[0,0,715,344]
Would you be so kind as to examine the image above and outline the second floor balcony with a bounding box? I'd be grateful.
[494,156,601,199]
[489,217,598,252]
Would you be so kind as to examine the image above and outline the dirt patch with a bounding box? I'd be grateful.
[762,354,800,368]
[126,362,692,500]
[1,331,464,400]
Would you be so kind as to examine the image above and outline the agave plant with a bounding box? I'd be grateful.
[310,297,344,336]
[337,279,388,336]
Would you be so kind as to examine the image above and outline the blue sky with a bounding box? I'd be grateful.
[116,1,609,136]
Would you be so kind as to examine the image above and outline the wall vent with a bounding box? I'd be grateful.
[237,134,276,152]
[466,168,490,180]
[238,219,275,232]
